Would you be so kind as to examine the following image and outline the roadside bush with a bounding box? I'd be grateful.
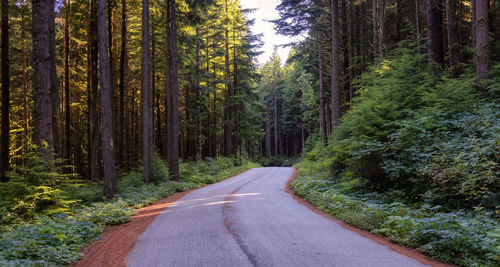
[0,155,258,266]
[0,216,103,266]
[291,163,500,266]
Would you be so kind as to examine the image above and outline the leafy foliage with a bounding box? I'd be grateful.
[292,49,500,266]
[292,163,500,266]
[0,154,258,266]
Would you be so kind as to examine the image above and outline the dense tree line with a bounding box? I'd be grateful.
[262,0,499,157]
[0,0,263,198]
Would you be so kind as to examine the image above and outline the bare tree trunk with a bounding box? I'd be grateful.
[142,0,153,184]
[118,0,126,168]
[318,49,328,147]
[98,0,116,198]
[166,0,179,179]
[88,0,100,180]
[1,0,9,181]
[472,0,476,48]
[195,28,202,161]
[265,107,271,158]
[33,0,54,160]
[426,0,444,70]
[446,0,460,77]
[274,93,278,156]
[223,0,232,157]
[21,2,29,150]
[64,0,72,165]
[331,0,342,127]
[49,0,61,158]
[348,2,354,105]
[378,0,386,56]
[416,0,421,54]
[474,0,489,86]
[372,0,378,57]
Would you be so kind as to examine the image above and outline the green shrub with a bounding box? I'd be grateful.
[291,165,500,266]
[0,216,103,266]
[0,155,258,266]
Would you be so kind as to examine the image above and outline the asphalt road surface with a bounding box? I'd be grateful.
[127,167,426,267]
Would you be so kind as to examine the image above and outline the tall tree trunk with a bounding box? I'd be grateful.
[32,0,54,160]
[88,0,100,180]
[49,0,61,158]
[223,0,232,157]
[152,14,162,158]
[372,0,378,57]
[195,28,202,161]
[166,0,179,179]
[378,0,386,56]
[474,0,489,86]
[0,0,9,181]
[331,0,342,127]
[426,0,444,70]
[64,0,72,165]
[21,2,29,151]
[446,0,460,77]
[348,2,354,105]
[416,0,421,54]
[274,93,278,156]
[318,49,327,147]
[118,0,126,168]
[472,0,476,48]
[265,107,271,158]
[142,0,153,184]
[98,0,116,198]
[107,0,114,92]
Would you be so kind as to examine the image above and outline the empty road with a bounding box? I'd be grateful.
[127,167,426,267]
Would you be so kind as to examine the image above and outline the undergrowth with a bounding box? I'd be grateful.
[292,162,500,266]
[0,154,258,266]
[292,50,500,266]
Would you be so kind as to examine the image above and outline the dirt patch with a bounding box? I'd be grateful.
[73,169,251,267]
[285,168,451,267]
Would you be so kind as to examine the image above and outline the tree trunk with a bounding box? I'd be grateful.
[21,2,29,153]
[372,0,378,57]
[331,0,342,127]
[142,0,153,184]
[0,0,9,181]
[426,0,444,70]
[118,0,126,168]
[416,0,421,54]
[265,107,272,158]
[64,0,72,165]
[166,0,179,179]
[49,0,61,158]
[195,28,202,161]
[98,0,116,198]
[378,0,386,56]
[446,0,460,77]
[318,49,327,147]
[274,93,278,156]
[474,0,489,85]
[88,0,100,180]
[223,0,232,157]
[32,0,54,160]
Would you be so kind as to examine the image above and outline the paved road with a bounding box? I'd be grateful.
[127,167,426,267]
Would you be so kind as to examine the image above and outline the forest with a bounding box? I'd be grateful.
[0,0,499,266]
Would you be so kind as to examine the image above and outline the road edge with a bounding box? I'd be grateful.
[285,167,451,267]
[73,168,253,267]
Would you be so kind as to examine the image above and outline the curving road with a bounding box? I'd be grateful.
[127,167,426,267]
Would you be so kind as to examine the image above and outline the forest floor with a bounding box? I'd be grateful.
[76,167,447,267]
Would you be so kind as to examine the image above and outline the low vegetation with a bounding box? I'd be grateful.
[0,154,258,266]
[291,51,500,266]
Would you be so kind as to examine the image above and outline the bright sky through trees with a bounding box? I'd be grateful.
[240,0,300,65]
